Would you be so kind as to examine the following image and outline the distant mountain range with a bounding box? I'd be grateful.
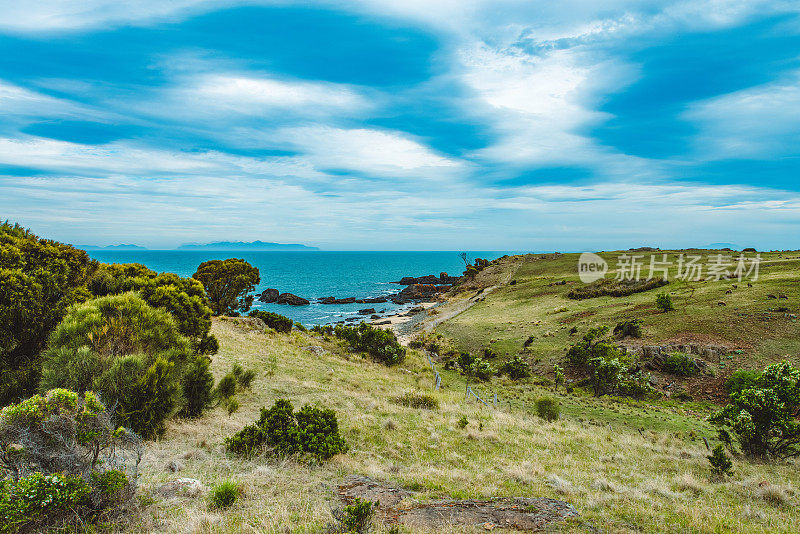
[177,241,319,251]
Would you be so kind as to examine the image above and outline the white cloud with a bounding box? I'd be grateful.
[684,70,800,159]
[270,126,464,178]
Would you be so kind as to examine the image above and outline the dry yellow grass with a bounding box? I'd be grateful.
[126,318,800,533]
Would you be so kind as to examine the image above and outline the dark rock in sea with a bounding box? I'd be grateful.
[277,292,310,305]
[358,308,376,315]
[258,288,279,303]
[373,320,391,325]
[318,296,356,304]
[394,273,461,285]
[371,314,381,319]
[357,296,388,304]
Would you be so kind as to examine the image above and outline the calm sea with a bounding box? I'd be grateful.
[86,251,519,325]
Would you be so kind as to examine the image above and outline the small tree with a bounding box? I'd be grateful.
[498,355,530,380]
[566,326,630,396]
[708,444,733,477]
[656,293,674,312]
[193,259,260,315]
[709,361,800,459]
[553,364,565,392]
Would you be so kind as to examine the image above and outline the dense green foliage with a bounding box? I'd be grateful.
[225,399,348,460]
[40,293,196,438]
[232,363,256,389]
[312,323,406,365]
[192,258,260,315]
[0,222,96,405]
[394,391,439,409]
[725,369,760,395]
[567,326,630,396]
[333,498,375,534]
[181,356,215,418]
[209,481,240,509]
[463,257,490,278]
[448,352,494,381]
[662,352,699,376]
[498,355,531,379]
[89,262,218,355]
[710,361,800,459]
[249,309,293,333]
[613,319,643,338]
[656,292,675,312]
[535,397,560,422]
[0,472,90,533]
[708,444,733,477]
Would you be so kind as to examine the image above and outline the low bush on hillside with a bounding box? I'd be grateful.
[209,481,240,509]
[0,389,141,532]
[225,399,348,461]
[181,356,215,418]
[232,363,256,389]
[567,278,668,300]
[708,444,733,477]
[463,258,490,278]
[394,392,439,409]
[311,323,405,365]
[663,352,700,376]
[330,498,375,534]
[656,293,675,312]
[498,355,531,379]
[248,310,293,334]
[451,352,494,381]
[710,361,800,459]
[613,319,643,338]
[535,397,560,422]
[40,293,203,438]
[725,369,760,395]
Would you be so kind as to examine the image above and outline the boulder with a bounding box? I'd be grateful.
[392,284,449,304]
[155,478,207,498]
[258,288,279,303]
[318,296,356,304]
[358,308,376,315]
[277,292,309,306]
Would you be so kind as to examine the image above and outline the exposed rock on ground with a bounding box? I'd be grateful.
[394,272,461,285]
[392,284,450,304]
[337,475,578,531]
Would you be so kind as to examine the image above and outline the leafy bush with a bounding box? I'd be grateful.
[0,222,96,404]
[566,326,631,396]
[225,399,348,461]
[394,392,439,409]
[662,352,699,377]
[725,369,760,395]
[181,356,215,418]
[553,364,565,391]
[193,259,260,315]
[656,293,674,312]
[708,444,733,477]
[535,397,560,422]
[249,310,293,334]
[710,361,800,459]
[613,319,643,338]
[232,363,256,389]
[457,416,468,429]
[40,293,192,437]
[209,481,240,509]
[215,373,237,400]
[567,278,668,300]
[91,264,219,356]
[332,498,375,534]
[311,323,405,365]
[498,355,530,380]
[0,390,140,531]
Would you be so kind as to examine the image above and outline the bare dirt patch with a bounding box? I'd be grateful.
[337,475,579,531]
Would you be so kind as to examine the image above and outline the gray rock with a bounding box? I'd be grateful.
[155,478,207,498]
[258,288,279,303]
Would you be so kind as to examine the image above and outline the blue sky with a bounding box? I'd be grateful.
[1,1,800,250]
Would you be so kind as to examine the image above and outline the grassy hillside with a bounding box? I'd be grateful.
[128,316,800,533]
[433,251,800,400]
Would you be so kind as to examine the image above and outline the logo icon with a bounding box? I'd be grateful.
[578,252,608,283]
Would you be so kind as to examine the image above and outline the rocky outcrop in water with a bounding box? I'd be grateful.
[394,272,461,285]
[276,292,309,305]
[391,284,450,304]
[258,288,279,303]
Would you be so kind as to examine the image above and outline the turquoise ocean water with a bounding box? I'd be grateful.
[86,251,518,325]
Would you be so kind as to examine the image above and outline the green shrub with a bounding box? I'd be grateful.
[662,353,699,377]
[249,310,293,334]
[311,323,405,365]
[553,364,565,391]
[0,472,91,533]
[181,356,215,418]
[209,481,240,509]
[725,369,760,395]
[566,326,631,396]
[457,416,468,429]
[656,293,674,312]
[498,355,530,380]
[215,373,237,400]
[394,392,439,409]
[710,361,800,459]
[0,222,96,404]
[613,319,643,338]
[192,259,260,315]
[232,363,256,389]
[708,444,733,477]
[332,498,375,534]
[483,347,498,359]
[535,397,560,422]
[225,399,347,461]
[224,396,240,416]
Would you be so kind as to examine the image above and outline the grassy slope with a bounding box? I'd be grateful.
[435,251,800,400]
[129,315,800,534]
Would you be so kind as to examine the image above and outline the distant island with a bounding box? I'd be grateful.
[78,244,148,251]
[177,240,319,251]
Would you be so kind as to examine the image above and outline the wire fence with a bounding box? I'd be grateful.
[424,350,498,408]
[426,351,441,390]
[466,385,497,408]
